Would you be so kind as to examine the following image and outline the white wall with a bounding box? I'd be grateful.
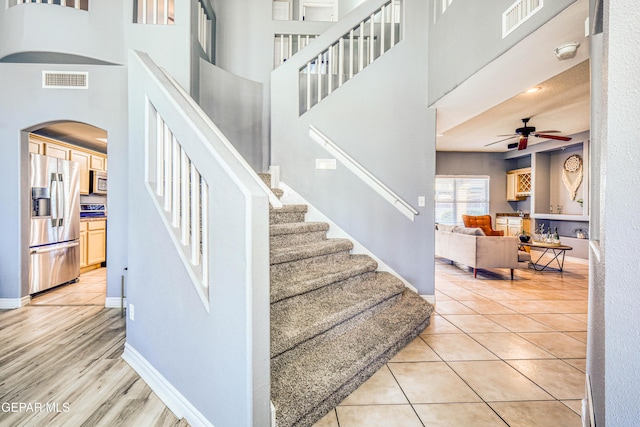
[427,0,577,105]
[199,60,264,171]
[0,1,125,64]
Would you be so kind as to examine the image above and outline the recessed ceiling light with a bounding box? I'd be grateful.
[95,137,108,143]
[525,86,542,94]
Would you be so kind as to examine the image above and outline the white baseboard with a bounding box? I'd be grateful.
[0,296,31,309]
[105,297,126,309]
[122,343,214,427]
[278,182,418,293]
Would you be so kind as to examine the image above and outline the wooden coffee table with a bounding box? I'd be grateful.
[519,241,573,271]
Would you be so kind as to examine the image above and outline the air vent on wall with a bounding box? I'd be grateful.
[42,71,89,89]
[502,0,543,38]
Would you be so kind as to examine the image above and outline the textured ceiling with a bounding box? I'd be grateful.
[438,60,590,152]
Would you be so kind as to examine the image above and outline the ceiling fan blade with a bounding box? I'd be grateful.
[517,136,528,150]
[496,133,518,137]
[534,130,561,134]
[484,135,517,147]
[534,133,572,141]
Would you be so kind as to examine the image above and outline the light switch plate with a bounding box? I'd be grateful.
[418,196,426,207]
[316,159,337,170]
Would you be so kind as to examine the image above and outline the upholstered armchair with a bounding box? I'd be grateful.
[462,215,504,236]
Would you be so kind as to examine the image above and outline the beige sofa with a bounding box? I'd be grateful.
[435,224,531,279]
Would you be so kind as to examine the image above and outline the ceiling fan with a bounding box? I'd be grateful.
[485,118,572,150]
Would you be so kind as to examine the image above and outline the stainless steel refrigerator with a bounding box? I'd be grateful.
[29,153,81,294]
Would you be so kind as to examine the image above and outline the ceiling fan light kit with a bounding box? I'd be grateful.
[554,42,580,60]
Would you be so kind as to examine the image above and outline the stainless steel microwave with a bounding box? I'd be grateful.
[90,170,107,195]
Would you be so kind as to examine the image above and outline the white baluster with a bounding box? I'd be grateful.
[390,1,396,47]
[156,112,164,196]
[171,136,180,227]
[190,168,201,266]
[349,29,354,79]
[163,123,172,212]
[180,150,190,245]
[61,0,67,6]
[279,34,285,65]
[288,35,293,59]
[369,14,375,63]
[142,0,148,24]
[164,0,169,24]
[306,64,312,112]
[328,44,334,94]
[358,24,364,72]
[338,38,344,86]
[317,53,322,103]
[200,179,209,285]
[153,0,158,25]
[380,5,386,56]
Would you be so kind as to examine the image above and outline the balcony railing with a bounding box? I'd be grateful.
[9,0,88,11]
[299,0,402,114]
[134,0,174,25]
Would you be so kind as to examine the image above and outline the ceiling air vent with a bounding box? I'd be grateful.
[42,71,89,89]
[502,0,543,39]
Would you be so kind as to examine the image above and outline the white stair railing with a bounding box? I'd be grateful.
[274,33,319,68]
[147,102,209,305]
[300,0,402,114]
[135,0,175,25]
[9,0,88,10]
[309,125,418,221]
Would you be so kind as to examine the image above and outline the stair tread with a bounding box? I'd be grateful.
[270,221,329,236]
[270,238,353,265]
[270,204,307,213]
[271,272,404,358]
[271,289,433,427]
[270,255,378,303]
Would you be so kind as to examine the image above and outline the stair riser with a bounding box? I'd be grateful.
[292,315,432,427]
[270,212,306,224]
[271,275,402,358]
[271,268,377,304]
[272,292,401,364]
[271,230,327,250]
[271,251,351,276]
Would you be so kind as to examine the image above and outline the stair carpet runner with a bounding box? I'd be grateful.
[267,180,433,427]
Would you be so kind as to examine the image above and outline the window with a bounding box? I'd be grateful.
[435,176,490,225]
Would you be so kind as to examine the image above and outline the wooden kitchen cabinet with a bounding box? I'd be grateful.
[90,155,107,171]
[496,216,531,236]
[70,150,91,195]
[45,141,71,160]
[86,220,106,266]
[29,140,43,154]
[79,222,88,268]
[506,168,531,201]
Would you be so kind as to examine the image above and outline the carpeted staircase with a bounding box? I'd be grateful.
[265,177,434,427]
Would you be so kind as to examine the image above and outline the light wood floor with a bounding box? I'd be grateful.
[0,270,186,427]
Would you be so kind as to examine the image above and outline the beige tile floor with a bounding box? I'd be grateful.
[30,268,107,306]
[315,255,588,427]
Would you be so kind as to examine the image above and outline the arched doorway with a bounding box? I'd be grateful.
[25,121,109,307]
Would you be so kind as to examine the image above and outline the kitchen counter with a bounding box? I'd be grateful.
[496,212,530,219]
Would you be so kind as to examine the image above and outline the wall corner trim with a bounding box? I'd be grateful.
[122,343,214,427]
[0,296,31,309]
